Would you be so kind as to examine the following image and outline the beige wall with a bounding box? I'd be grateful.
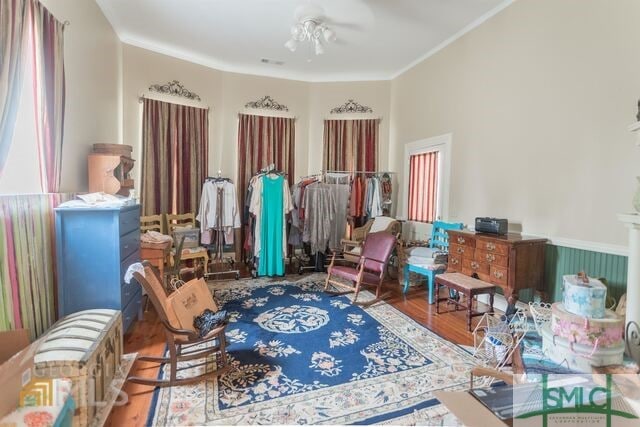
[122,44,391,187]
[390,0,640,248]
[41,0,122,192]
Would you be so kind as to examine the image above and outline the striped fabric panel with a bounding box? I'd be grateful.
[237,113,295,216]
[408,151,438,223]
[0,0,29,177]
[323,119,379,172]
[141,99,209,216]
[0,193,74,338]
[30,0,66,193]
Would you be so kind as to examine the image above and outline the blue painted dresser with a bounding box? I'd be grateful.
[55,204,142,332]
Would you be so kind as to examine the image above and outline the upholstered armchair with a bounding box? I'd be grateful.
[341,216,401,264]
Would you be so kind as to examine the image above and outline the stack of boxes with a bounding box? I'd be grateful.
[541,274,625,372]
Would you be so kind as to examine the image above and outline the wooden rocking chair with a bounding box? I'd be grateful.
[324,231,397,307]
[128,262,230,387]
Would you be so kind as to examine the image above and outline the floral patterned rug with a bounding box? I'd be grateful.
[147,274,474,425]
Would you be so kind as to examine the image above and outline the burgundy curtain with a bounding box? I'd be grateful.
[29,0,65,192]
[141,99,208,216]
[237,113,295,215]
[408,151,439,223]
[323,119,379,172]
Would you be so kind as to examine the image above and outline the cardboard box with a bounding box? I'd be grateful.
[0,338,39,420]
[433,390,508,427]
[0,329,30,364]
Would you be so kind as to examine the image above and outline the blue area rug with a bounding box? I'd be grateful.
[148,274,475,425]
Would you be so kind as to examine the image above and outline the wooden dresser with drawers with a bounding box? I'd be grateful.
[446,230,547,300]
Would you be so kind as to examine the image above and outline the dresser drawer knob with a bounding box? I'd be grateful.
[457,237,466,244]
[456,247,464,254]
[471,261,479,269]
[451,258,459,265]
[486,242,496,251]
[486,254,496,262]
[494,270,504,279]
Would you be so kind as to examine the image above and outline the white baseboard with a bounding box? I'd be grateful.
[477,293,528,313]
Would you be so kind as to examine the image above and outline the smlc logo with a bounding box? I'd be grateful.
[515,374,639,427]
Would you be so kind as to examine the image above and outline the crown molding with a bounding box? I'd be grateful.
[119,37,392,83]
[102,0,515,83]
[390,0,515,80]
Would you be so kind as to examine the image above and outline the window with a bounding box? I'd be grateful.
[403,134,451,223]
[408,151,439,222]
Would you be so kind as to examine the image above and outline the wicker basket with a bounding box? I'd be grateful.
[34,309,123,427]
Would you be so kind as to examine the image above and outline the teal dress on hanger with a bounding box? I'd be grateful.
[258,174,285,276]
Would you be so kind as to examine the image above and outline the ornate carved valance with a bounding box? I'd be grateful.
[330,99,373,114]
[245,95,289,111]
[148,80,201,101]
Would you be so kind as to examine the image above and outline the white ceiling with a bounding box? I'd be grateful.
[96,0,512,82]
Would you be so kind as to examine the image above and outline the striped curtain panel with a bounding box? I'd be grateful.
[29,0,66,192]
[141,98,209,216]
[237,113,295,213]
[408,151,439,223]
[0,0,29,177]
[0,193,74,338]
[323,119,379,172]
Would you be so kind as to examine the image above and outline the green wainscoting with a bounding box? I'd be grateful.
[537,244,628,304]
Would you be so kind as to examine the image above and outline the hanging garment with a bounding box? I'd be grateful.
[325,174,350,250]
[302,183,336,255]
[249,174,292,276]
[259,175,284,276]
[288,182,304,247]
[197,180,241,244]
[369,177,384,218]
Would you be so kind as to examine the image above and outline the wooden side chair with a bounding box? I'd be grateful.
[401,220,463,304]
[166,213,210,275]
[140,214,165,234]
[128,262,230,387]
[325,231,397,307]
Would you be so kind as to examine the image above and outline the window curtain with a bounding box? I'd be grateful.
[0,0,29,177]
[141,98,209,216]
[323,119,379,172]
[29,0,66,192]
[408,151,438,223]
[237,113,295,213]
[0,193,75,338]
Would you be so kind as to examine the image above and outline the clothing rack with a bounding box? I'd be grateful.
[206,171,232,184]
[322,170,396,175]
[203,174,240,281]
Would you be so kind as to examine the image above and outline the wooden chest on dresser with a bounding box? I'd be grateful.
[446,230,547,299]
[55,204,142,332]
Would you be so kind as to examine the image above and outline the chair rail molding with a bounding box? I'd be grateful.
[148,80,201,101]
[244,95,289,111]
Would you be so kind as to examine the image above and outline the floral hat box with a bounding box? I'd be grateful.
[562,274,607,319]
[550,302,623,349]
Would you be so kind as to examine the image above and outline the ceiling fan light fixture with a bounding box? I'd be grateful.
[322,27,336,43]
[285,7,335,56]
[284,39,298,52]
[314,37,324,55]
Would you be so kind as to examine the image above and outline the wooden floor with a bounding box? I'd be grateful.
[106,266,491,427]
